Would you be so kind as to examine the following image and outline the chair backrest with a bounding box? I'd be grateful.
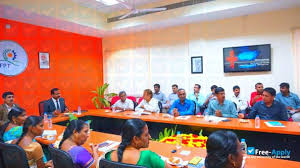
[158,101,163,113]
[99,159,146,168]
[38,101,45,116]
[127,96,137,103]
[111,96,120,106]
[0,142,30,168]
[138,97,143,105]
[49,145,75,168]
[193,101,197,115]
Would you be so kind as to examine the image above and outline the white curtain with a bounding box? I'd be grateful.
[293,29,300,95]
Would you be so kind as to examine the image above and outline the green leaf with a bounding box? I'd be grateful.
[199,129,203,137]
[159,132,164,140]
[100,83,109,96]
[103,99,110,107]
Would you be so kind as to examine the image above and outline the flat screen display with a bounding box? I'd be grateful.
[223,44,271,73]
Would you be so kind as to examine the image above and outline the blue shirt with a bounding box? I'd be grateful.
[188,93,205,114]
[168,93,178,105]
[153,92,167,104]
[207,100,238,118]
[275,92,300,110]
[248,100,288,121]
[168,99,195,116]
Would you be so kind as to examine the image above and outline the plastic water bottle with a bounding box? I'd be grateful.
[78,106,81,115]
[43,112,48,122]
[176,131,182,149]
[48,114,52,129]
[241,139,247,154]
[255,115,260,128]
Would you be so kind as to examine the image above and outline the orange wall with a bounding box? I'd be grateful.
[0,18,103,115]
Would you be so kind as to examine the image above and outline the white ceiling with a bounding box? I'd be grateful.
[72,0,164,14]
[1,0,300,37]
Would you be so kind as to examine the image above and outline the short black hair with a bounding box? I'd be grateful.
[172,84,178,88]
[279,82,290,89]
[51,88,59,95]
[195,84,201,89]
[119,91,126,96]
[211,85,218,91]
[263,87,276,96]
[178,88,185,93]
[215,87,225,94]
[233,85,240,91]
[154,84,160,88]
[205,130,239,168]
[2,92,14,99]
[255,82,263,87]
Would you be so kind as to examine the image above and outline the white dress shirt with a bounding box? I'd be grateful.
[230,94,248,112]
[135,98,160,113]
[52,98,61,110]
[112,99,134,110]
[5,104,15,113]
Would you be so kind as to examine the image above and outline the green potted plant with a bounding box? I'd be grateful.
[91,83,117,109]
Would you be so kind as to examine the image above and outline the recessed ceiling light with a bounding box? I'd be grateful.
[96,0,120,6]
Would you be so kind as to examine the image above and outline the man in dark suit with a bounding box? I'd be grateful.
[43,88,69,116]
[0,92,20,126]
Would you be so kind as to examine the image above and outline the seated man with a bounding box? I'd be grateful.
[44,88,69,116]
[169,89,195,116]
[249,87,288,121]
[204,85,218,106]
[167,84,179,106]
[207,87,238,118]
[0,92,20,127]
[188,84,205,114]
[230,85,248,113]
[275,83,300,121]
[153,84,168,108]
[135,89,160,113]
[111,91,134,111]
[250,83,264,107]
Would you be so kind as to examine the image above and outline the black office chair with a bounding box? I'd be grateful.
[99,159,146,168]
[193,101,197,115]
[158,101,163,113]
[0,142,30,168]
[49,145,76,168]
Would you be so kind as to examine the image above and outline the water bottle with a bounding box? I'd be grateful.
[48,114,52,129]
[78,106,81,115]
[204,111,209,121]
[176,131,182,149]
[255,115,260,128]
[43,112,48,122]
[241,139,247,154]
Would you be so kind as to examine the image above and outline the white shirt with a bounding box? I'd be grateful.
[5,104,15,113]
[52,98,61,110]
[230,94,248,112]
[135,98,160,113]
[112,99,134,110]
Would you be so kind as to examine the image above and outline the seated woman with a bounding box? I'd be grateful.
[105,118,172,168]
[205,130,244,168]
[59,120,99,168]
[13,116,52,168]
[1,106,26,143]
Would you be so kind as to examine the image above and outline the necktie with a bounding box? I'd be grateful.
[56,100,60,111]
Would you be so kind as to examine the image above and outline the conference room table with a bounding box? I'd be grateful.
[39,124,300,168]
[52,109,300,135]
[51,109,300,161]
